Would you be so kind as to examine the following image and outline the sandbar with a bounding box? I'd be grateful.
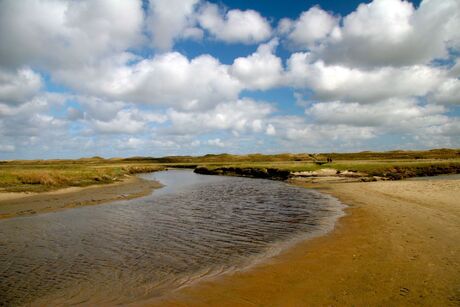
[0,176,162,219]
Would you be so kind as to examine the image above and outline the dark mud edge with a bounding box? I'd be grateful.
[194,163,460,181]
[194,166,291,181]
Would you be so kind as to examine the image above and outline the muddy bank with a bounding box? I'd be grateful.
[194,162,460,182]
[194,166,291,180]
[195,166,291,180]
[0,176,162,219]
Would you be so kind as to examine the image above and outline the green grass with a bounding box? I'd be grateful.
[0,163,164,193]
[196,159,460,180]
[1,149,459,192]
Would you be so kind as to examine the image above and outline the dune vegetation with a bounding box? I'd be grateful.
[1,149,459,192]
[0,160,165,193]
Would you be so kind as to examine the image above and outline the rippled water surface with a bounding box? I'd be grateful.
[0,170,344,306]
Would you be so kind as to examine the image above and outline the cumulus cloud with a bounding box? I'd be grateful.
[54,52,242,110]
[0,94,68,158]
[0,0,144,70]
[88,107,167,134]
[286,53,444,103]
[0,93,66,119]
[146,0,274,48]
[206,138,225,147]
[267,115,377,149]
[117,137,145,150]
[449,60,460,78]
[0,67,42,105]
[317,0,460,67]
[279,6,338,49]
[198,2,272,44]
[430,79,460,105]
[1,0,459,158]
[306,99,447,128]
[76,96,126,122]
[91,110,146,134]
[167,99,273,135]
[230,39,283,90]
[2,111,67,139]
[266,124,276,136]
[147,0,201,50]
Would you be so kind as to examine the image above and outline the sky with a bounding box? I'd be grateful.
[0,0,459,159]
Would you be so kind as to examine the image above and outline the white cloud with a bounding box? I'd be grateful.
[0,0,144,70]
[266,124,276,136]
[167,99,273,135]
[146,0,273,48]
[206,138,225,147]
[0,0,459,158]
[268,115,377,148]
[77,96,126,121]
[1,110,67,139]
[431,78,460,105]
[285,124,376,143]
[230,39,283,90]
[55,52,242,111]
[117,137,145,150]
[281,6,338,49]
[147,0,201,50]
[449,60,460,78]
[306,99,447,128]
[286,53,444,103]
[0,67,42,105]
[318,0,460,67]
[0,92,67,119]
[198,2,272,44]
[90,108,166,134]
[0,144,15,152]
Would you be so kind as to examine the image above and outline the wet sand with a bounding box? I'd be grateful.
[149,179,460,306]
[0,176,162,219]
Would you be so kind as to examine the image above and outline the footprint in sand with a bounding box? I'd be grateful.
[399,287,410,296]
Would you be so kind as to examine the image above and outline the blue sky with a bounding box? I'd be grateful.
[0,0,458,159]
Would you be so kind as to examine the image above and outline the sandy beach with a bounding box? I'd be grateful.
[0,176,162,219]
[1,172,459,305]
[147,178,460,306]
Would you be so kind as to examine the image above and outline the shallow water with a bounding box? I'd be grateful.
[407,173,460,181]
[0,170,344,306]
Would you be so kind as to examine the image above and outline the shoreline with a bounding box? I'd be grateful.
[0,175,163,219]
[1,170,458,305]
[148,178,460,306]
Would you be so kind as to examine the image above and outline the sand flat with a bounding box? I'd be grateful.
[0,176,162,219]
[148,179,460,306]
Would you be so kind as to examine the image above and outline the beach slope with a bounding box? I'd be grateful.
[151,179,460,306]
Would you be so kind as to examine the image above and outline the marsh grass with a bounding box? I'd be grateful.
[198,159,460,179]
[1,149,459,192]
[0,163,164,193]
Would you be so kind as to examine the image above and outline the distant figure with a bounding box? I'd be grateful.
[327,157,333,163]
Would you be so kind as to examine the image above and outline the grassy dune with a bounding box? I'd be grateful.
[1,149,459,192]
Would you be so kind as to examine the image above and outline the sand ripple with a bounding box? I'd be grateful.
[0,170,343,306]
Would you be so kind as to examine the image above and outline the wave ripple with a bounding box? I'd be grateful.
[0,170,343,306]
